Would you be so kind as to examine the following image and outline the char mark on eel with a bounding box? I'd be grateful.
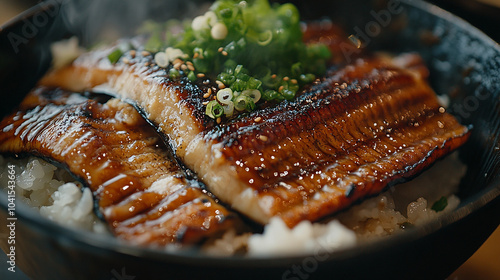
[39,49,470,227]
[0,88,236,245]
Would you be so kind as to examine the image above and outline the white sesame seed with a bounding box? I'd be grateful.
[216,80,226,89]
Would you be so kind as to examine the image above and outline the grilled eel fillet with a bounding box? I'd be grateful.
[39,50,470,227]
[0,88,235,245]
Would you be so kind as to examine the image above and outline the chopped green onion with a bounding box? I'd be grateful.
[262,89,283,102]
[281,88,296,101]
[107,49,123,64]
[218,72,236,85]
[223,101,235,116]
[217,88,233,104]
[299,74,316,84]
[187,71,197,82]
[247,77,262,89]
[154,52,169,68]
[431,196,448,212]
[144,32,162,53]
[137,0,332,120]
[205,11,218,26]
[169,68,180,79]
[242,89,261,103]
[277,3,300,25]
[165,47,186,61]
[234,95,255,112]
[192,15,208,31]
[211,22,228,40]
[234,64,243,75]
[231,79,246,92]
[206,100,224,119]
[224,59,237,71]
[291,62,302,76]
[257,30,273,46]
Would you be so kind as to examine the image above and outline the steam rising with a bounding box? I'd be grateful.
[58,0,211,46]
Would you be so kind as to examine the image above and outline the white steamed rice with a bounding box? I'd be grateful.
[0,152,466,255]
[0,156,108,234]
[204,152,465,255]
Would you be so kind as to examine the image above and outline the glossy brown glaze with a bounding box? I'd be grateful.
[38,23,470,226]
[39,51,470,226]
[0,88,235,245]
[212,54,470,225]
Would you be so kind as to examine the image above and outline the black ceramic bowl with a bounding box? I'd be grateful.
[1,0,500,279]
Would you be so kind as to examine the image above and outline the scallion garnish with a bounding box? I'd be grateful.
[223,101,235,116]
[206,100,224,119]
[169,68,180,79]
[217,88,234,104]
[234,95,255,112]
[242,89,261,103]
[187,71,197,82]
[139,0,332,120]
[107,49,124,64]
[431,196,448,212]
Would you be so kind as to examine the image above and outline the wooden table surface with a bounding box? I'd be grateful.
[0,0,499,279]
[449,227,500,279]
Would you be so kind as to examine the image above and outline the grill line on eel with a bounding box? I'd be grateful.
[40,49,471,227]
[0,88,235,245]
